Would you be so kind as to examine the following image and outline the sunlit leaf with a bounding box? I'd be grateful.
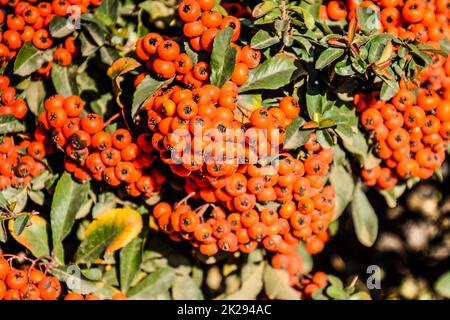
[132,75,173,118]
[75,208,143,263]
[210,28,237,88]
[239,54,299,92]
[14,42,52,76]
[435,271,450,299]
[315,47,345,70]
[107,57,141,109]
[8,216,50,258]
[51,64,79,96]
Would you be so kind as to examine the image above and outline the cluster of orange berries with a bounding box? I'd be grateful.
[0,75,28,119]
[134,0,260,89]
[319,0,450,43]
[0,136,46,190]
[0,255,63,300]
[374,0,449,41]
[357,87,449,189]
[35,94,165,198]
[147,86,335,256]
[153,173,332,257]
[0,254,127,300]
[350,0,450,189]
[0,0,99,70]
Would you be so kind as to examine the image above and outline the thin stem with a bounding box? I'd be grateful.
[176,191,196,208]
[104,112,121,128]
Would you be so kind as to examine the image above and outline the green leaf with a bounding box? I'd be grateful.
[252,1,279,18]
[335,58,355,76]
[81,14,107,46]
[435,271,450,299]
[351,187,378,247]
[350,292,372,300]
[283,117,311,150]
[51,64,79,96]
[49,15,74,38]
[27,190,46,206]
[250,30,280,50]
[327,285,349,299]
[315,48,345,70]
[352,57,369,73]
[31,170,52,191]
[407,43,433,65]
[316,129,333,147]
[379,184,406,208]
[8,216,50,258]
[295,243,313,274]
[336,126,368,163]
[81,268,103,281]
[438,37,450,53]
[210,28,237,88]
[127,268,176,300]
[329,165,355,219]
[368,36,389,64]
[239,54,298,92]
[79,31,99,57]
[14,42,51,76]
[0,115,26,134]
[237,93,263,110]
[120,236,143,293]
[139,0,175,20]
[306,70,324,117]
[24,80,46,116]
[226,261,264,299]
[184,41,198,65]
[380,79,399,101]
[327,275,344,289]
[99,46,120,66]
[289,6,315,30]
[2,188,27,213]
[50,173,90,264]
[172,275,204,300]
[92,192,117,218]
[95,0,119,26]
[132,75,173,118]
[263,265,300,300]
[302,10,315,30]
[13,213,30,236]
[90,93,113,117]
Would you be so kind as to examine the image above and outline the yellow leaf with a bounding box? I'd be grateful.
[107,57,141,79]
[107,57,141,110]
[82,208,142,257]
[8,215,50,258]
